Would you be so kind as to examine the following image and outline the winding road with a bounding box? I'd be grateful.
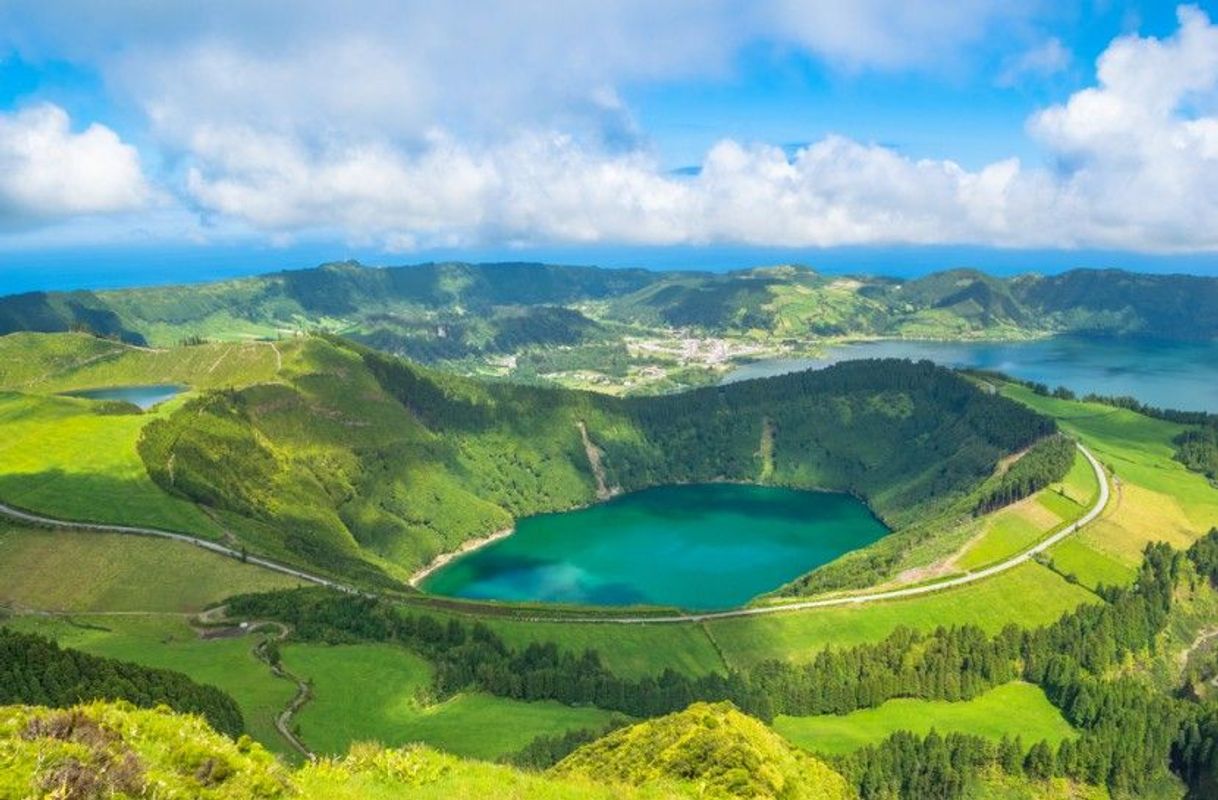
[0,501,360,594]
[0,443,1108,625]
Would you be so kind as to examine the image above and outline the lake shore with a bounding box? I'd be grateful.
[409,526,515,588]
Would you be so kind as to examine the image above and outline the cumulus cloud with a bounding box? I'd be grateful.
[5,2,1218,253]
[1027,5,1218,249]
[0,1,1034,149]
[0,104,149,225]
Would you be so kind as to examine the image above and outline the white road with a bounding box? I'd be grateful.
[0,501,359,593]
[0,443,1108,626]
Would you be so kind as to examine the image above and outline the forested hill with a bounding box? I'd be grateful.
[2,262,1216,356]
[0,629,242,737]
[130,334,1051,589]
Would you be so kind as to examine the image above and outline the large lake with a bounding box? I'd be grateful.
[421,484,888,610]
[725,337,1218,413]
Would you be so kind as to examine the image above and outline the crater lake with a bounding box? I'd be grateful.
[420,483,889,610]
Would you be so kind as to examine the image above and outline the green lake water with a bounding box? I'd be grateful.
[421,484,889,610]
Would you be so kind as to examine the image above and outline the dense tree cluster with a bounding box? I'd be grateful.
[973,435,1075,515]
[0,629,243,738]
[504,719,629,769]
[230,529,1218,798]
[1176,426,1218,481]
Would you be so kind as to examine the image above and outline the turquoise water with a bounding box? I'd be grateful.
[724,337,1218,413]
[66,385,183,410]
[421,484,888,610]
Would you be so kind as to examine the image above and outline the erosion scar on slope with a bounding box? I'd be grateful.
[578,421,615,501]
[758,416,775,482]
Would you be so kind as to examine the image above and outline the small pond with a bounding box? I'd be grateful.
[65,384,184,410]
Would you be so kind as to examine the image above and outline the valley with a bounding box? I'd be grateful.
[3,263,1218,799]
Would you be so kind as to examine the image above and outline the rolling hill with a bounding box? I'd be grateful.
[0,332,1052,591]
[3,262,1216,370]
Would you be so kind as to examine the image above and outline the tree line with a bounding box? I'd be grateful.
[230,527,1218,798]
[973,434,1075,515]
[0,628,243,738]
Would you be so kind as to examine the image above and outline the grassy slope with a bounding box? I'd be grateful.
[4,614,295,754]
[0,332,286,390]
[0,391,222,535]
[707,562,1098,669]
[284,643,622,761]
[555,701,852,800]
[955,450,1098,571]
[774,681,1075,756]
[1004,385,1218,574]
[1,700,691,800]
[0,524,300,613]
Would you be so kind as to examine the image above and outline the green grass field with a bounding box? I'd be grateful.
[284,642,623,761]
[0,524,300,613]
[774,681,1075,755]
[1046,535,1136,590]
[4,614,294,754]
[0,392,221,536]
[0,332,289,393]
[1003,385,1218,566]
[707,562,1099,669]
[955,449,1098,571]
[479,616,726,679]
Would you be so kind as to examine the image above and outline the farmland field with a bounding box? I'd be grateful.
[0,524,301,613]
[284,642,624,760]
[774,682,1075,755]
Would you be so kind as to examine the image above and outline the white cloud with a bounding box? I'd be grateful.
[997,37,1071,86]
[0,104,149,225]
[1026,5,1218,249]
[1,1,1034,151]
[5,2,1218,254]
[766,0,1032,71]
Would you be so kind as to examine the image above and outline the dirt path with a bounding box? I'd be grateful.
[199,606,313,758]
[248,621,313,759]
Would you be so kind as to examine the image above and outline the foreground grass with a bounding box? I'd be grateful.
[774,681,1075,755]
[285,642,623,761]
[2,614,294,754]
[1,700,693,800]
[0,524,300,613]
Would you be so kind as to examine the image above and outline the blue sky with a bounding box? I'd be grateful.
[4,1,1218,291]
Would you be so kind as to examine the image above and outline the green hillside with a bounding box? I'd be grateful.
[4,262,1217,394]
[0,330,1049,592]
[0,700,691,799]
[554,701,853,799]
[122,336,1046,588]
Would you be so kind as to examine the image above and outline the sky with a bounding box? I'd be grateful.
[4,1,1218,291]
